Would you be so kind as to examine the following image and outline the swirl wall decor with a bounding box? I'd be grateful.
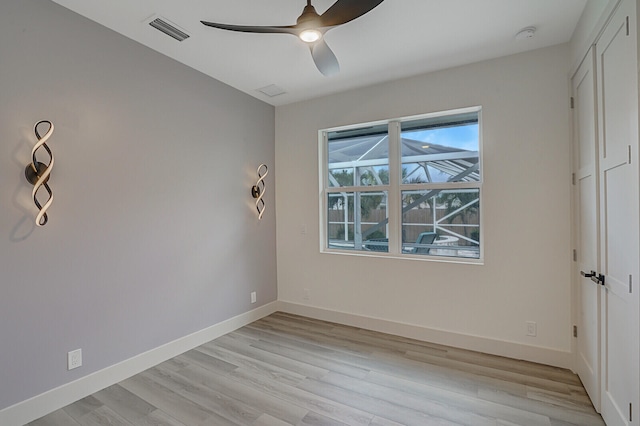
[251,164,268,220]
[25,120,55,227]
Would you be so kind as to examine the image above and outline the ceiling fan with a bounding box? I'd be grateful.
[201,0,384,76]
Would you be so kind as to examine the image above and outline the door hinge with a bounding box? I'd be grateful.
[626,16,630,36]
[629,145,632,164]
[630,275,633,293]
[630,402,632,421]
[572,173,576,185]
[570,97,575,109]
[573,249,577,262]
[573,325,577,338]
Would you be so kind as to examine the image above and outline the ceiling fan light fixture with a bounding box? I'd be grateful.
[201,0,385,75]
[300,29,322,43]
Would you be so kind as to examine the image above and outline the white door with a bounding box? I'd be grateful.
[596,0,640,424]
[572,47,601,411]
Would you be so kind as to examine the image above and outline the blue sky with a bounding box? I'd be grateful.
[403,124,479,151]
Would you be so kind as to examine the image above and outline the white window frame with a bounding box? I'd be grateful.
[319,106,483,264]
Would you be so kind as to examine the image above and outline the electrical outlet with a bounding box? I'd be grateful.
[526,321,537,337]
[251,291,257,304]
[303,288,310,301]
[68,349,82,370]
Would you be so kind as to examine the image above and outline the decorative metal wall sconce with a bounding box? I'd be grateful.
[251,164,268,220]
[25,120,55,226]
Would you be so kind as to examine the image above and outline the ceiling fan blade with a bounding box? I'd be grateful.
[201,21,300,36]
[311,39,340,76]
[319,0,384,27]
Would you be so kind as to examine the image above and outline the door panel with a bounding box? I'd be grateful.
[572,47,600,410]
[596,0,640,423]
[601,163,636,425]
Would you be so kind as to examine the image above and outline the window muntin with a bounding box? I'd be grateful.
[322,108,482,261]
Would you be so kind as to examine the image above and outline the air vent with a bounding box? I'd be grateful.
[148,17,190,42]
[257,84,287,97]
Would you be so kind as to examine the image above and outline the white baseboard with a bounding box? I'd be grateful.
[277,301,572,369]
[0,302,278,426]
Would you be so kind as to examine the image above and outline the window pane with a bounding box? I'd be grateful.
[402,188,480,258]
[328,124,389,187]
[328,168,354,187]
[401,112,480,184]
[328,191,388,252]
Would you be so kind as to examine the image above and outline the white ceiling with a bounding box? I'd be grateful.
[50,0,587,106]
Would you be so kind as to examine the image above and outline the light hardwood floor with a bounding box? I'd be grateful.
[29,312,604,426]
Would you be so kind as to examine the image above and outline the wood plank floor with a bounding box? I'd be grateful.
[29,312,605,426]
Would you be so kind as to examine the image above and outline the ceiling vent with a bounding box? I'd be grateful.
[257,84,287,97]
[148,16,190,42]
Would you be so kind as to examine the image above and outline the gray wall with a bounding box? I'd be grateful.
[0,0,276,410]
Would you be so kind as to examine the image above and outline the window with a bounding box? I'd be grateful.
[321,107,482,260]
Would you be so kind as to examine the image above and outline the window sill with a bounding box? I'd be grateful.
[320,248,484,265]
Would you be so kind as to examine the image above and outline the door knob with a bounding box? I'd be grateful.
[580,270,596,278]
